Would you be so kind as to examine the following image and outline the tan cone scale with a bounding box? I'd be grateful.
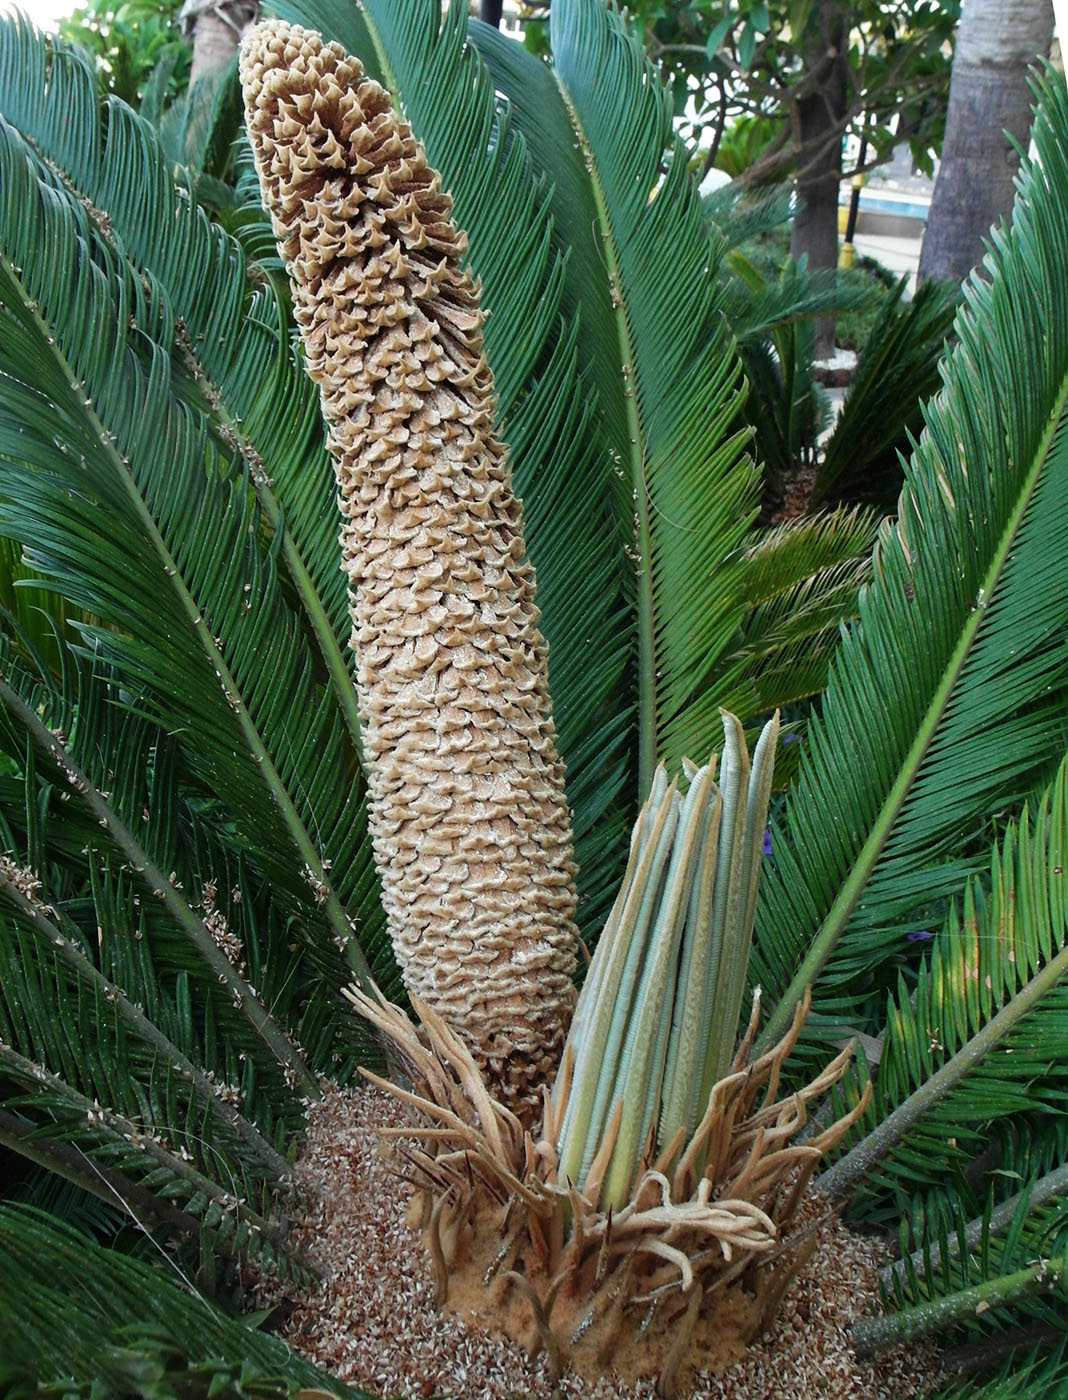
[240,21,579,1115]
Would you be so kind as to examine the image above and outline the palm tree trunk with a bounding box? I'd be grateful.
[181,0,259,85]
[918,0,1054,284]
[789,1,848,358]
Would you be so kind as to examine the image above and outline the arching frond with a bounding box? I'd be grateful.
[0,88,396,999]
[0,623,343,1082]
[754,66,1068,1054]
[510,0,760,786]
[0,628,330,1275]
[0,23,362,752]
[821,749,1068,1210]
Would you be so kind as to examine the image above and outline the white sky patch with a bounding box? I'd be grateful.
[0,0,72,32]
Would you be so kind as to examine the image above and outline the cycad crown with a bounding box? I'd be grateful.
[240,21,579,1115]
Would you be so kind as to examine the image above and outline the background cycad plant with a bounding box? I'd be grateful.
[2,0,1068,1394]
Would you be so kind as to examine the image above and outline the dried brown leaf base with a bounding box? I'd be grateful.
[344,985,870,1398]
[420,1182,820,1398]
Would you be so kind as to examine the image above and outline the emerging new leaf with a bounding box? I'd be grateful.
[555,711,781,1209]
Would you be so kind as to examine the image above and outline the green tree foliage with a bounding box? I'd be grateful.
[523,0,956,298]
[583,0,957,186]
[59,0,190,106]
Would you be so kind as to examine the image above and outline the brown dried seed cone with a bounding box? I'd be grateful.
[240,21,579,1116]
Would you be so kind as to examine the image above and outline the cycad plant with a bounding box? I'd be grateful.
[3,0,1068,1395]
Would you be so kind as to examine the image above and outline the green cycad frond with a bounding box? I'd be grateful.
[702,181,795,250]
[1,1046,295,1273]
[155,58,243,186]
[723,260,876,346]
[470,3,760,790]
[820,749,1068,1208]
[857,1249,1068,1362]
[882,1165,1068,1316]
[0,633,316,1100]
[806,726,1068,1380]
[0,15,364,759]
[547,0,759,787]
[0,1203,364,1398]
[722,256,874,501]
[0,634,329,1273]
[754,64,1068,1052]
[855,1171,1068,1358]
[0,95,401,999]
[813,277,958,509]
[735,507,879,713]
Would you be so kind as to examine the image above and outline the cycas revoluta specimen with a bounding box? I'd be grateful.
[241,19,865,1393]
[240,20,579,1118]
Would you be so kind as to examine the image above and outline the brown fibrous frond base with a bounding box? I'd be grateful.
[344,983,870,1398]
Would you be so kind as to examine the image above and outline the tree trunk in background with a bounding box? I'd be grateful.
[790,2,848,358]
[480,0,504,27]
[918,0,1054,285]
[182,0,259,86]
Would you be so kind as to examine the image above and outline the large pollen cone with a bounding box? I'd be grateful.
[240,20,579,1116]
